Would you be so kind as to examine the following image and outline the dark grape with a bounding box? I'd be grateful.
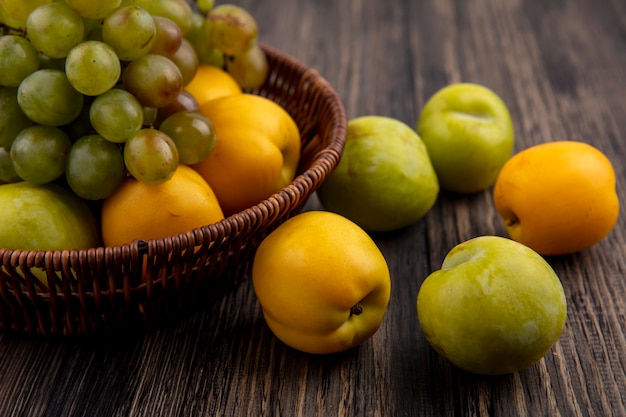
[123,54,184,108]
[124,128,179,184]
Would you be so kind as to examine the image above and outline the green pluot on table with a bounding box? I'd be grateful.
[417,83,515,194]
[317,115,439,232]
[417,236,567,376]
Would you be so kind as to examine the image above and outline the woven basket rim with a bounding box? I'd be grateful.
[0,44,347,260]
[0,44,347,335]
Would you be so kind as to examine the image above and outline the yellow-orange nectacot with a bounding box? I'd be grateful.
[493,140,619,256]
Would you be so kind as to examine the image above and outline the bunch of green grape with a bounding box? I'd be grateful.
[0,0,268,201]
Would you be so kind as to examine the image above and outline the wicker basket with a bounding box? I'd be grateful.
[0,45,347,336]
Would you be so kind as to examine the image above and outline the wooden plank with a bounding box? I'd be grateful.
[0,0,624,415]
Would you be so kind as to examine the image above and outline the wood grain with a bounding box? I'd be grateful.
[1,0,625,416]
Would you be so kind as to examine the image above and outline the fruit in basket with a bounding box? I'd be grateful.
[65,40,122,96]
[205,4,257,56]
[317,115,439,232]
[122,0,155,10]
[0,35,40,88]
[0,148,21,184]
[150,0,193,35]
[252,211,391,354]
[168,38,199,85]
[17,69,84,126]
[89,88,144,143]
[223,42,269,90]
[101,164,224,246]
[184,3,268,89]
[1,0,52,29]
[417,236,567,375]
[417,83,514,194]
[159,111,216,165]
[10,125,71,184]
[0,181,101,250]
[153,90,199,127]
[66,134,126,200]
[102,5,156,61]
[150,15,182,56]
[0,87,35,148]
[26,2,84,59]
[183,64,242,105]
[185,10,224,68]
[65,0,121,20]
[123,128,179,184]
[2,0,270,197]
[192,93,301,216]
[122,53,184,108]
[493,141,619,256]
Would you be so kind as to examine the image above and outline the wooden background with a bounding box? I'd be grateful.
[1,0,625,415]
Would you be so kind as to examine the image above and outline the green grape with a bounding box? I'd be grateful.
[102,5,156,61]
[0,147,22,184]
[0,0,52,29]
[196,0,214,13]
[0,35,40,87]
[65,40,121,96]
[0,87,35,148]
[123,54,183,108]
[10,125,71,184]
[206,4,258,56]
[65,0,122,20]
[124,128,179,184]
[17,69,84,126]
[154,90,199,127]
[150,0,193,35]
[185,12,224,67]
[150,16,182,57]
[90,88,144,143]
[225,43,269,90]
[159,111,216,165]
[26,2,84,59]
[168,38,199,86]
[197,42,224,67]
[66,134,125,200]
[120,0,154,10]
[184,12,205,44]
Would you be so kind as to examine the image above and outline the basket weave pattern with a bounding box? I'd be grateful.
[0,45,347,336]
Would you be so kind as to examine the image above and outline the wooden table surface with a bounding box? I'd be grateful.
[1,0,625,416]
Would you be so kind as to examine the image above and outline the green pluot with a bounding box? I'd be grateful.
[317,115,439,232]
[0,181,101,251]
[417,83,514,194]
[417,236,567,376]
